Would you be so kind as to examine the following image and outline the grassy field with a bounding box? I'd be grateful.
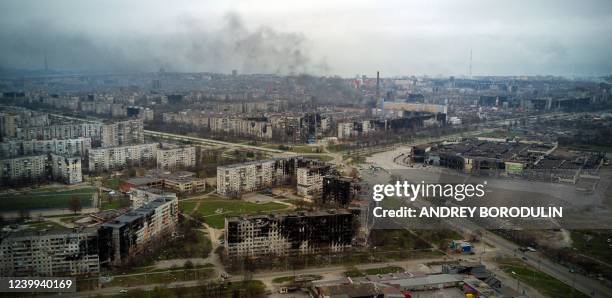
[100,196,130,210]
[106,267,215,288]
[102,177,121,190]
[498,258,589,298]
[272,274,322,284]
[344,266,404,277]
[184,199,289,228]
[570,230,612,264]
[0,187,96,211]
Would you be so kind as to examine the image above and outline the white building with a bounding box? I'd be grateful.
[156,146,196,171]
[217,158,298,197]
[0,155,47,184]
[296,165,331,197]
[0,137,91,158]
[88,143,158,172]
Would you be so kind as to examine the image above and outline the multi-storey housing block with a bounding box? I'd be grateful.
[0,228,100,277]
[156,146,196,171]
[225,210,356,258]
[88,143,158,172]
[0,155,47,184]
[50,154,83,184]
[98,197,179,266]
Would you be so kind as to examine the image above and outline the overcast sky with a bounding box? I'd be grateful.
[1,0,611,77]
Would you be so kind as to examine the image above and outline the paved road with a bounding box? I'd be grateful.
[55,257,450,298]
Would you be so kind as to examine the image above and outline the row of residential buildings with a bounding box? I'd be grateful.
[217,157,355,204]
[0,196,178,276]
[0,154,82,185]
[88,143,196,172]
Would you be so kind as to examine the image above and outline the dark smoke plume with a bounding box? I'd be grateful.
[0,12,330,75]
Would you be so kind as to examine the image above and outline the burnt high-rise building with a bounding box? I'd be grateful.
[321,176,353,206]
[225,210,356,258]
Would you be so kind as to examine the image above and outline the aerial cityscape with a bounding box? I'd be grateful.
[1,1,611,297]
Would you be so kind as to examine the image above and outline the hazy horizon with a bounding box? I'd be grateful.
[1,0,611,77]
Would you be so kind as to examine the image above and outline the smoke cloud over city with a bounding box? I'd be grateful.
[0,11,327,74]
[0,0,611,76]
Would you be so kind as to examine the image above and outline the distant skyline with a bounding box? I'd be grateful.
[1,0,611,77]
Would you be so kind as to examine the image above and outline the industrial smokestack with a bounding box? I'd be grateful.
[376,71,380,100]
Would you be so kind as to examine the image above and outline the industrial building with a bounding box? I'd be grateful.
[0,228,100,277]
[224,210,356,258]
[417,138,605,183]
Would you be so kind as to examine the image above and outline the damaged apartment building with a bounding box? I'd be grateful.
[224,210,356,259]
[0,228,100,277]
[217,157,325,197]
[321,176,354,206]
[98,196,178,266]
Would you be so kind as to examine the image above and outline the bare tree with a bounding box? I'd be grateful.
[68,196,82,215]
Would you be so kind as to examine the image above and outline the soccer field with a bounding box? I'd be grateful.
[0,187,96,211]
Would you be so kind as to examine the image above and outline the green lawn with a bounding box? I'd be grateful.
[290,145,323,153]
[570,230,612,264]
[106,268,214,287]
[108,280,265,298]
[100,196,130,210]
[499,258,589,298]
[272,274,322,284]
[102,177,121,190]
[344,266,404,277]
[184,199,289,228]
[0,187,96,211]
